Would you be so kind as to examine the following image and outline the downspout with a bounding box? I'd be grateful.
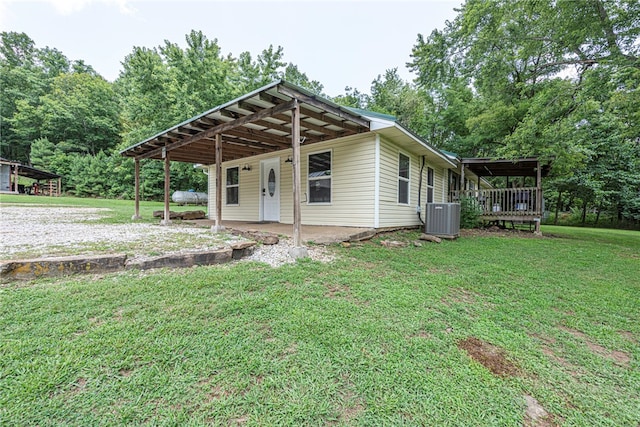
[417,155,426,224]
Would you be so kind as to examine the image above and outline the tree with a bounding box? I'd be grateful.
[12,72,120,157]
[408,0,640,225]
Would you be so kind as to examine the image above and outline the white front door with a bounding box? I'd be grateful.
[261,158,280,222]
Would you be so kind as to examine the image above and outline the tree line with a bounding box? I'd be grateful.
[1,0,639,227]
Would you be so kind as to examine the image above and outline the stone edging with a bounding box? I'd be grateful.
[0,241,257,283]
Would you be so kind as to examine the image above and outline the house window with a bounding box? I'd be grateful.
[226,166,239,205]
[308,151,331,203]
[398,153,410,204]
[427,167,434,203]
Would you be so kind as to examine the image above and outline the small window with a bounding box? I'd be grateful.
[427,167,434,203]
[398,153,410,204]
[308,151,331,203]
[226,166,239,205]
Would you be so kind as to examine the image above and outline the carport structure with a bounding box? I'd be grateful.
[0,157,61,196]
[120,80,370,254]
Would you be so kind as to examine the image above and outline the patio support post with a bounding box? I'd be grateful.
[535,160,542,235]
[57,177,61,196]
[161,148,171,225]
[460,164,465,192]
[13,163,18,193]
[132,158,142,220]
[212,133,225,233]
[289,100,308,259]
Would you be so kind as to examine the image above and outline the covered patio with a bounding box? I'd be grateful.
[449,157,552,233]
[120,80,371,256]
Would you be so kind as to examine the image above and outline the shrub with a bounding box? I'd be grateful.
[460,196,482,229]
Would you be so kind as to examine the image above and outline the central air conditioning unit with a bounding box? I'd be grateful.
[425,203,460,237]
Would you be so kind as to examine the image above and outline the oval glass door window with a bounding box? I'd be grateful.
[268,169,276,196]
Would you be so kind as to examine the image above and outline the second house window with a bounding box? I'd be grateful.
[226,166,239,205]
[308,151,331,203]
[398,153,410,204]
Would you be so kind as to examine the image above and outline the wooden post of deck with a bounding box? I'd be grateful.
[161,148,171,225]
[57,177,61,196]
[534,160,542,234]
[212,133,225,233]
[289,100,308,259]
[13,163,18,193]
[132,158,142,219]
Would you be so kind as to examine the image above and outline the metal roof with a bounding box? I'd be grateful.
[0,158,60,181]
[120,80,371,164]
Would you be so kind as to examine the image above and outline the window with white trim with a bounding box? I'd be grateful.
[226,166,239,205]
[308,151,331,203]
[398,153,410,204]
[427,167,434,203]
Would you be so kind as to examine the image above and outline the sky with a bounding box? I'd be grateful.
[0,0,461,97]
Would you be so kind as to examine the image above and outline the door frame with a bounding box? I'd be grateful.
[260,157,280,222]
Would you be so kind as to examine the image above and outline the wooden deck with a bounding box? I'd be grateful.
[450,188,542,222]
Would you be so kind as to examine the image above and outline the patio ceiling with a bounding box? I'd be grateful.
[120,80,371,164]
[462,157,552,178]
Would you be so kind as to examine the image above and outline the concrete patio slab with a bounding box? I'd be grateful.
[186,220,376,245]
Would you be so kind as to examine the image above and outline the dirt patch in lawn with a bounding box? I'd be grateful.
[460,226,549,238]
[457,337,519,377]
[560,326,631,367]
[524,394,558,427]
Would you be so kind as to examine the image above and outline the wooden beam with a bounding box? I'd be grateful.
[215,134,223,230]
[132,158,141,219]
[291,101,302,248]
[223,126,293,147]
[270,112,340,138]
[260,92,363,134]
[299,106,363,134]
[535,160,542,234]
[162,149,171,225]
[238,101,330,140]
[136,100,296,160]
[277,84,370,128]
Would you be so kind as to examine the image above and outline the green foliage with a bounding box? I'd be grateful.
[459,196,482,228]
[407,0,640,227]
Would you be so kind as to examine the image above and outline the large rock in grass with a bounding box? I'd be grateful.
[125,248,233,270]
[0,254,127,282]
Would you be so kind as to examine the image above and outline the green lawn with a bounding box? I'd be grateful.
[0,193,203,224]
[1,200,638,425]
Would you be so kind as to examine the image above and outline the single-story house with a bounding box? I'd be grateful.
[121,80,547,249]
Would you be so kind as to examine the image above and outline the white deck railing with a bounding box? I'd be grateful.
[449,187,541,217]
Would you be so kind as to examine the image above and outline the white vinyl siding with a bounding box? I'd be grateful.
[209,134,376,227]
[377,138,450,228]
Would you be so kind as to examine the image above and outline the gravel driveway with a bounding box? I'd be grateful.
[0,204,333,267]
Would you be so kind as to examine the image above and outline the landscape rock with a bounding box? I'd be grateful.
[126,248,232,270]
[152,210,206,220]
[419,234,442,243]
[230,241,257,260]
[380,240,408,248]
[232,229,280,245]
[1,254,128,282]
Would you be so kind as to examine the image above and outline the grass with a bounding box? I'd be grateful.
[1,199,639,425]
[0,193,202,224]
